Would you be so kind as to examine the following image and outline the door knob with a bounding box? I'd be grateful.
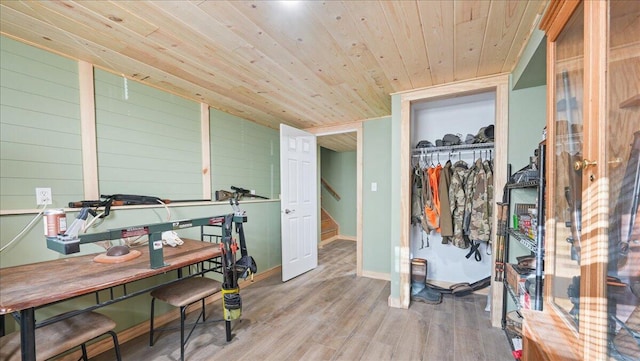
[574,159,597,171]
[284,209,295,214]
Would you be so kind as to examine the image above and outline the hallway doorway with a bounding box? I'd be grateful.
[313,126,362,276]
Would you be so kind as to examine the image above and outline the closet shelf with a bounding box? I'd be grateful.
[506,283,521,309]
[506,180,540,189]
[508,228,537,253]
[412,142,494,155]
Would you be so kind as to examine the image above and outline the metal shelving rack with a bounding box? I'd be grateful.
[501,142,546,359]
[507,229,538,253]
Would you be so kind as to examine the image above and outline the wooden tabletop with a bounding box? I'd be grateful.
[0,239,221,314]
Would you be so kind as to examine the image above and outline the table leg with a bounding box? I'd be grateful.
[20,308,36,361]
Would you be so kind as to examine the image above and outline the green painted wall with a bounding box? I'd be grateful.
[95,69,203,199]
[508,64,547,261]
[0,36,282,334]
[0,36,83,210]
[320,147,356,237]
[362,117,392,275]
[210,108,280,199]
[512,29,546,91]
[509,26,547,169]
[508,80,547,169]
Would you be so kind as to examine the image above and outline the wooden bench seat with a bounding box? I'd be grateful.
[150,276,222,361]
[151,277,222,307]
[0,311,120,361]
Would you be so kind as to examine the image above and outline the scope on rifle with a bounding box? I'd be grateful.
[231,186,251,194]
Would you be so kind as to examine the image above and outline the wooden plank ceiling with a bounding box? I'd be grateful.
[0,0,546,152]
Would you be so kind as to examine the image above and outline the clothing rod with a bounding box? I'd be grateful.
[412,142,494,157]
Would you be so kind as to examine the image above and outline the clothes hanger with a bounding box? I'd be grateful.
[413,160,421,176]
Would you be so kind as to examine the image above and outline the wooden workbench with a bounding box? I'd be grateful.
[0,239,221,361]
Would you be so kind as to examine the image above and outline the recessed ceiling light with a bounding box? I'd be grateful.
[280,0,300,8]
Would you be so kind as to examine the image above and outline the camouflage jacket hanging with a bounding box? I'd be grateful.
[469,158,493,242]
[463,158,480,237]
[411,164,423,226]
[448,160,470,249]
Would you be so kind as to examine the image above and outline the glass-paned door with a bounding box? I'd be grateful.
[606,1,640,359]
[550,2,584,325]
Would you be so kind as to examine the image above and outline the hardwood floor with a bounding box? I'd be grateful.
[92,240,514,361]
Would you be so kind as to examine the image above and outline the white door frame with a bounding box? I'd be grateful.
[397,75,509,324]
[306,121,363,277]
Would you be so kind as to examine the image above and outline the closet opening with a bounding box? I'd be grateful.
[396,74,510,328]
[410,91,496,289]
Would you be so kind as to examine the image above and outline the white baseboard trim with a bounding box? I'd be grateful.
[319,234,356,247]
[388,295,402,308]
[361,270,390,281]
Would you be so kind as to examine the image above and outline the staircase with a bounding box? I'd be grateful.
[321,208,339,241]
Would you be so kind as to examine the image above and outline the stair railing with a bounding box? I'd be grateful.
[321,178,341,200]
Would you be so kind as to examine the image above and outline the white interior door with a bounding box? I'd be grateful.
[280,124,318,281]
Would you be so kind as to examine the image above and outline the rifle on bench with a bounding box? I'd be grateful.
[69,194,209,216]
[68,198,121,217]
[215,186,269,201]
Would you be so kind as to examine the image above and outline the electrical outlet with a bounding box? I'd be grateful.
[36,187,52,205]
